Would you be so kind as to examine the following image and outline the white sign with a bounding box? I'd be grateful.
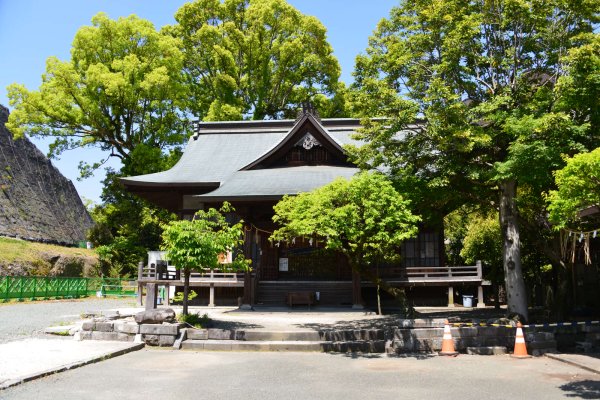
[279,258,289,272]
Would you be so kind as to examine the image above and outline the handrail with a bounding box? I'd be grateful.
[404,261,482,279]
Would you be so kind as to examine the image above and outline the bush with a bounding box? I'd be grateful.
[172,289,197,304]
[177,312,211,328]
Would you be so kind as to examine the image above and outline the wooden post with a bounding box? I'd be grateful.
[447,286,455,308]
[352,270,364,309]
[240,272,253,310]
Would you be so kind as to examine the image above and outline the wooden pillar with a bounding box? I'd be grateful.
[477,285,486,308]
[240,272,253,310]
[352,270,364,309]
[447,286,455,308]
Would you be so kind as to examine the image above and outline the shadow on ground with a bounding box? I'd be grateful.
[413,308,506,320]
[325,352,435,360]
[560,380,600,399]
[208,320,264,330]
[296,315,403,331]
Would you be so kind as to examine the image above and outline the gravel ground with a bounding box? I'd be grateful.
[0,297,137,343]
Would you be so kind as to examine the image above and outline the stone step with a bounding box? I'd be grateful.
[242,331,322,341]
[466,346,508,355]
[181,339,326,352]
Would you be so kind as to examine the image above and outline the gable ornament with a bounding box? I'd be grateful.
[296,133,321,150]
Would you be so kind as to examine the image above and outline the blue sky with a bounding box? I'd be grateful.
[0,0,398,203]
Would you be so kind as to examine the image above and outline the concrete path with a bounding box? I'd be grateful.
[3,350,600,399]
[547,353,600,375]
[0,338,143,390]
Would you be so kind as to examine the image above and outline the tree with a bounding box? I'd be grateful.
[460,214,504,308]
[165,0,342,120]
[7,12,188,175]
[6,13,190,274]
[548,148,600,229]
[161,203,250,315]
[349,0,599,320]
[271,172,420,313]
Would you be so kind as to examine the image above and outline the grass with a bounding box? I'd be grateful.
[0,236,97,264]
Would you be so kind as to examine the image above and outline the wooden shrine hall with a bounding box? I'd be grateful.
[123,107,487,309]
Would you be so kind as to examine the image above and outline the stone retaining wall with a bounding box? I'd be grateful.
[389,327,556,356]
[79,320,183,347]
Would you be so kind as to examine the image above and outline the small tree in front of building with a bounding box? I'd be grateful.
[271,172,420,314]
[161,203,250,315]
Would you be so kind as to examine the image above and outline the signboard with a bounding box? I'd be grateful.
[279,258,289,272]
[218,251,232,264]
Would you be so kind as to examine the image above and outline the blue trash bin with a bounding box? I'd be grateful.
[462,295,473,307]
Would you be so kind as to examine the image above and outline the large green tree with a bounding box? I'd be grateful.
[165,0,343,120]
[6,13,189,276]
[7,12,187,174]
[349,0,599,319]
[271,172,420,311]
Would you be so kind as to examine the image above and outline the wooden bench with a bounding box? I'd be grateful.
[286,291,315,308]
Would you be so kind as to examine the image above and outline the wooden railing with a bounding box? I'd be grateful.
[403,261,482,281]
[138,262,243,283]
[189,271,245,282]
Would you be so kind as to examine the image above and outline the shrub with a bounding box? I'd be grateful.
[177,312,210,328]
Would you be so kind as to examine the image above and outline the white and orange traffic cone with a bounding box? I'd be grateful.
[439,319,458,356]
[511,321,531,358]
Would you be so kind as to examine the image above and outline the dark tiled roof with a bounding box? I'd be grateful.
[195,166,359,201]
[121,118,362,196]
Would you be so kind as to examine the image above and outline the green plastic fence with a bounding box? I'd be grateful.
[0,276,137,300]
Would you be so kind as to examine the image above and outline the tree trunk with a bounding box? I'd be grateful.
[183,268,190,316]
[351,270,363,308]
[499,180,528,321]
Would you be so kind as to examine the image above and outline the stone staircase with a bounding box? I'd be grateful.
[180,328,387,352]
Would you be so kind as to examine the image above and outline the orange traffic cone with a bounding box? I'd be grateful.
[511,321,531,359]
[439,319,458,356]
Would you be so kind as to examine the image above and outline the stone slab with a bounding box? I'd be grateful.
[95,322,114,333]
[159,335,176,347]
[91,331,118,341]
[114,322,139,334]
[140,324,178,336]
[81,321,95,331]
[207,329,234,340]
[243,331,321,342]
[187,329,209,340]
[466,346,507,355]
[181,340,326,352]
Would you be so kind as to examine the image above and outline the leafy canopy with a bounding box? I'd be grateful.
[7,12,187,177]
[348,0,599,217]
[161,203,250,273]
[547,148,600,229]
[460,214,503,283]
[165,0,342,120]
[271,172,420,268]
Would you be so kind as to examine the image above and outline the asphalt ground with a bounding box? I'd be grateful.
[2,350,600,400]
